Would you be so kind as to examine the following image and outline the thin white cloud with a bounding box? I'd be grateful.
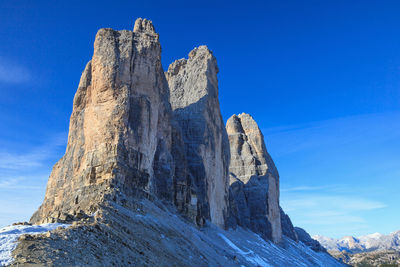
[281,185,330,192]
[262,111,400,158]
[0,57,31,84]
[0,133,66,226]
[0,132,67,170]
[281,189,386,237]
[263,112,399,237]
[283,194,386,212]
[0,152,43,170]
[0,177,43,190]
[0,133,67,224]
[0,177,20,189]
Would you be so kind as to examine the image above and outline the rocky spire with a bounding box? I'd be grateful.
[166,45,230,228]
[30,18,190,224]
[226,113,282,243]
[133,18,157,34]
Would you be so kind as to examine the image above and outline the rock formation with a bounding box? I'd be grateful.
[9,17,340,266]
[31,18,191,224]
[166,46,230,228]
[226,113,282,243]
[30,18,230,230]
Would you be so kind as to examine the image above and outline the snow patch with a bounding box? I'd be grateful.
[0,223,69,266]
[218,233,272,267]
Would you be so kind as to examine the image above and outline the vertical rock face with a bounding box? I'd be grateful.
[166,46,230,228]
[31,18,191,224]
[226,113,282,243]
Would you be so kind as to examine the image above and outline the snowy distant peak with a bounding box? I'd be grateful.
[313,230,400,253]
[390,230,400,236]
[361,232,383,239]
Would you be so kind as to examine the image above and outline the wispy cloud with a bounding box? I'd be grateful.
[0,177,43,190]
[0,152,44,170]
[262,111,400,158]
[0,132,67,171]
[0,57,32,84]
[283,194,386,213]
[262,112,399,237]
[280,184,387,237]
[281,185,331,192]
[0,133,66,190]
[0,132,67,226]
[0,177,21,189]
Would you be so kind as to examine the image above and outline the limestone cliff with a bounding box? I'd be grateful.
[12,18,340,266]
[226,113,282,243]
[31,18,191,224]
[166,46,230,228]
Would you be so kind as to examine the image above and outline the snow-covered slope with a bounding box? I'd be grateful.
[314,230,400,253]
[0,223,68,266]
[214,229,344,266]
[9,200,345,266]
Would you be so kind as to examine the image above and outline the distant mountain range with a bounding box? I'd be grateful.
[313,231,400,253]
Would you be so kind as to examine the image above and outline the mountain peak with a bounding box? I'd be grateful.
[314,231,400,253]
[133,18,156,34]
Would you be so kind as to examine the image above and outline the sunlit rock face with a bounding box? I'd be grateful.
[166,46,230,228]
[226,113,282,243]
[31,18,191,224]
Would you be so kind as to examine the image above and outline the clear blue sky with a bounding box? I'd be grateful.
[0,0,399,238]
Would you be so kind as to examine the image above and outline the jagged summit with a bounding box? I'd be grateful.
[166,45,219,108]
[133,18,156,34]
[188,45,215,59]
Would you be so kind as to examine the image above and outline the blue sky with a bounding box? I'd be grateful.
[0,0,399,238]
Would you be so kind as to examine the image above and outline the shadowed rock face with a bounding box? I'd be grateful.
[226,113,282,243]
[31,18,191,224]
[166,46,230,228]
